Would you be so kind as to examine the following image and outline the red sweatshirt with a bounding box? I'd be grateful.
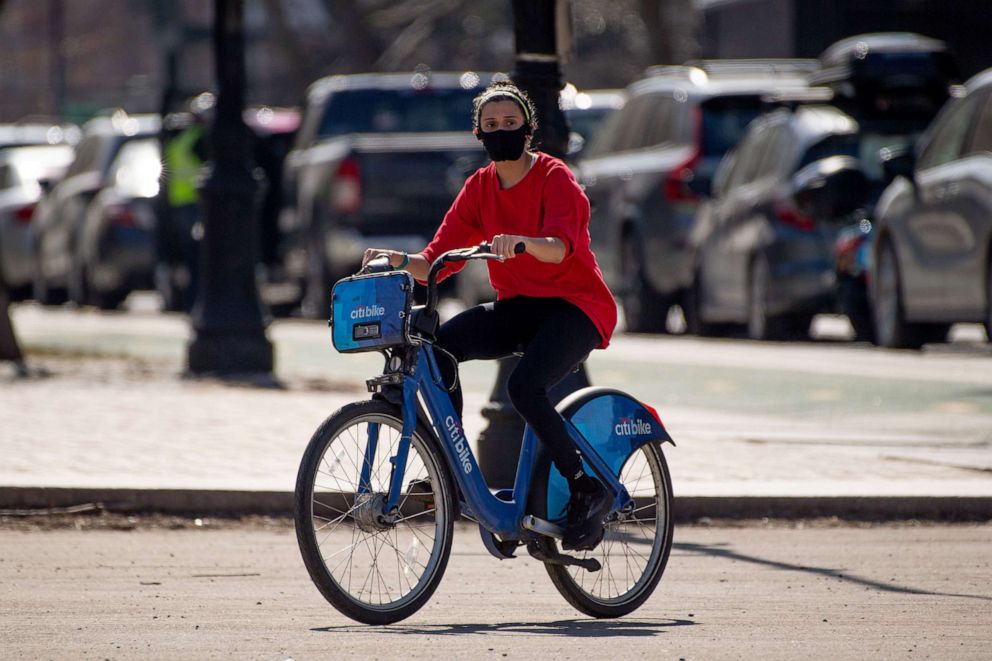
[420,153,617,348]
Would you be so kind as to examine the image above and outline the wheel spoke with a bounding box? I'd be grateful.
[296,407,451,618]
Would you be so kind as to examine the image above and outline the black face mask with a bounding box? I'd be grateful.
[478,125,529,162]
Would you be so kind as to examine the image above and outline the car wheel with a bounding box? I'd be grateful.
[986,257,992,342]
[67,259,90,307]
[683,269,714,337]
[872,240,925,349]
[92,287,126,311]
[32,256,67,307]
[747,255,776,340]
[620,235,667,333]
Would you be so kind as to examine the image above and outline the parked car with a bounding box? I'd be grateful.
[812,33,963,341]
[0,144,75,299]
[277,71,496,318]
[869,68,992,348]
[810,32,961,126]
[561,87,625,158]
[0,123,79,151]
[31,111,160,305]
[75,137,162,309]
[686,103,903,340]
[575,59,817,332]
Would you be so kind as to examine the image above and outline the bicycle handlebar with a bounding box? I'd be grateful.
[424,241,525,316]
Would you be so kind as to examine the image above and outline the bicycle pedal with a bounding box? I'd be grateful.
[526,540,601,573]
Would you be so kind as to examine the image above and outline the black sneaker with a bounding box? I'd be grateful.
[561,477,611,551]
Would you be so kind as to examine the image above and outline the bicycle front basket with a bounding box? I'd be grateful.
[330,271,414,353]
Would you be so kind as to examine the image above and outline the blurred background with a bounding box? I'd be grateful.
[0,0,990,354]
[0,0,988,123]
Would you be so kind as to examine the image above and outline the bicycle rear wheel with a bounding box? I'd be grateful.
[294,400,455,625]
[537,441,674,618]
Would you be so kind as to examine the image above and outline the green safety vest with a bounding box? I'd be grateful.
[165,125,203,207]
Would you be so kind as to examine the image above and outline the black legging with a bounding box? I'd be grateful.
[435,296,602,481]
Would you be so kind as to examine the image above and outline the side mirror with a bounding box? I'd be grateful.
[37,177,56,195]
[880,146,915,185]
[792,155,870,219]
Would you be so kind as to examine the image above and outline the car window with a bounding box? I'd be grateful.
[565,106,614,143]
[699,95,765,158]
[799,133,860,169]
[582,103,627,158]
[726,120,779,189]
[858,132,919,181]
[638,94,678,149]
[604,94,661,152]
[916,92,984,169]
[754,124,792,180]
[964,89,992,155]
[65,136,101,177]
[318,88,476,137]
[0,164,14,189]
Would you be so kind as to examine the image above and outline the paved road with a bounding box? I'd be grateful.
[3,303,991,503]
[1,521,989,659]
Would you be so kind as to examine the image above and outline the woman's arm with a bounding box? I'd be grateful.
[361,249,431,282]
[490,234,566,264]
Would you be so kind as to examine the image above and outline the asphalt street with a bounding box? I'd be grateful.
[1,521,989,660]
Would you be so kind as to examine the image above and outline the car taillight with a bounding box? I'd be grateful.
[13,204,36,224]
[108,205,137,228]
[332,157,362,214]
[663,151,700,203]
[774,201,815,232]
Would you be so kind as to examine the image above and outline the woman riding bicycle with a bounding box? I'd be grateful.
[362,80,617,551]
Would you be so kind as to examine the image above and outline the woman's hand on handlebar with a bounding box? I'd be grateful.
[361,248,402,269]
[490,234,527,260]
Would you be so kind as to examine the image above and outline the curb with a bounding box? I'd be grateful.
[3,487,991,521]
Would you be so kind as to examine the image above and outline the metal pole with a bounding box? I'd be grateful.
[476,0,590,488]
[186,0,273,376]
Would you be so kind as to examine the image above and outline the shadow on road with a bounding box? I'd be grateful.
[312,618,695,636]
[674,541,992,602]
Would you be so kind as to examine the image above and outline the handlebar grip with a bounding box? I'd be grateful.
[361,256,393,274]
[478,241,527,255]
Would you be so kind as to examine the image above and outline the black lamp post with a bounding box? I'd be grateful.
[186,0,273,376]
[476,0,591,488]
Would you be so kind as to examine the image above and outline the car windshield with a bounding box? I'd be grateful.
[566,107,615,142]
[700,96,765,157]
[318,88,477,136]
[799,131,919,183]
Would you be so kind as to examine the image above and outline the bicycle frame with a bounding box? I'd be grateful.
[374,340,632,539]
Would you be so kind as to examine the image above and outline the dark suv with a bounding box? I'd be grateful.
[575,60,816,332]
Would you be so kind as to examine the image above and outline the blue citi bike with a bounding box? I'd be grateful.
[294,243,675,624]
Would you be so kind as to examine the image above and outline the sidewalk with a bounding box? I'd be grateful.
[2,301,990,520]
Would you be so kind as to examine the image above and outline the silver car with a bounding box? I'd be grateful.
[871,68,992,348]
[0,144,75,299]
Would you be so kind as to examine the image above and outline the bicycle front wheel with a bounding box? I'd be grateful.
[294,400,455,625]
[540,441,674,618]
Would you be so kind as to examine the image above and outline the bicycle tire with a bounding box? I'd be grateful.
[531,441,674,618]
[294,399,455,625]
